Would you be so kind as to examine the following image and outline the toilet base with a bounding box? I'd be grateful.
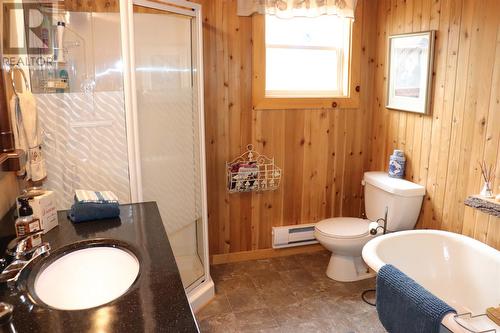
[326,254,375,282]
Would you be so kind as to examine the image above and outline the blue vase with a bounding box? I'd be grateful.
[388,149,405,178]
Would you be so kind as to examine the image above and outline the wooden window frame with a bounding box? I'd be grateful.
[252,7,362,110]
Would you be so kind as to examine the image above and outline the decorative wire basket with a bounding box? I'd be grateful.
[226,144,282,193]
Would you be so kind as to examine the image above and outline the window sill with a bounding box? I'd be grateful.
[253,94,360,110]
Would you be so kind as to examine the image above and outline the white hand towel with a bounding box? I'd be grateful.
[10,95,27,177]
[9,92,47,181]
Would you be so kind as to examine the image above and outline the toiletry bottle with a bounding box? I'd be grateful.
[55,21,66,63]
[15,198,42,249]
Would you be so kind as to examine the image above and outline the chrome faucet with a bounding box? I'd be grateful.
[0,231,50,285]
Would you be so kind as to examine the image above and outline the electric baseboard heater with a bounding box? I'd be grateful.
[272,223,318,248]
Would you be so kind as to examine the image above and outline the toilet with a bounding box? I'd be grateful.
[314,171,425,282]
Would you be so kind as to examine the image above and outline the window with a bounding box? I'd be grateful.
[252,12,361,110]
[265,15,351,98]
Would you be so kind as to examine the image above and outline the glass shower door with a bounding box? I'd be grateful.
[131,3,204,289]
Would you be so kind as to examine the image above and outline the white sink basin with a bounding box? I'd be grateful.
[33,246,140,310]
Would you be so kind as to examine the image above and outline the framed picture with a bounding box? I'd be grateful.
[386,31,435,114]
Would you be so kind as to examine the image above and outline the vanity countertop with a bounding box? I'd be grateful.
[0,202,199,333]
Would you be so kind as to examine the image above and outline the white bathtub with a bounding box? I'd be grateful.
[362,230,500,332]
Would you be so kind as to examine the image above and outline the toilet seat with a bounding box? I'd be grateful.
[315,217,370,239]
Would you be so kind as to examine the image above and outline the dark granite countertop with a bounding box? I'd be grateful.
[0,202,199,333]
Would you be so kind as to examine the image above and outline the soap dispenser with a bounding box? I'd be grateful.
[15,198,42,249]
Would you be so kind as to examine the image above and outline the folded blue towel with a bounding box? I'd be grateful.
[376,264,455,333]
[68,202,120,223]
[68,190,120,223]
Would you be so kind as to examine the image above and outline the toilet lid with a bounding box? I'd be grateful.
[315,217,370,239]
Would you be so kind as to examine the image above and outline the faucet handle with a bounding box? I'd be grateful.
[6,230,45,259]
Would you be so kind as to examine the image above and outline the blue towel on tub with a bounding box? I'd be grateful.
[376,264,456,333]
[68,190,120,223]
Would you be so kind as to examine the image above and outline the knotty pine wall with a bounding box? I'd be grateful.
[196,0,378,255]
[369,0,500,249]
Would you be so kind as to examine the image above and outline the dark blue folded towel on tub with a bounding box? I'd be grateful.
[376,264,456,333]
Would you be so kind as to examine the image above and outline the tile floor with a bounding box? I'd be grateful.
[196,251,387,333]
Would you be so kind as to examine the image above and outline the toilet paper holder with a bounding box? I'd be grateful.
[369,206,389,235]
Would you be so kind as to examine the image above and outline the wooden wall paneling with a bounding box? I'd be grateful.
[461,0,499,239]
[360,0,376,160]
[407,0,424,183]
[455,0,484,237]
[342,109,356,217]
[343,0,365,218]
[410,0,433,185]
[255,110,286,249]
[199,0,218,256]
[419,0,448,230]
[303,110,330,222]
[383,0,400,171]
[212,0,228,254]
[442,0,474,234]
[369,0,391,172]
[227,0,243,253]
[432,0,463,232]
[333,109,347,217]
[414,0,440,228]
[483,27,500,249]
[282,110,306,225]
[401,0,418,182]
[469,7,500,243]
[199,0,499,255]
[486,139,500,249]
[396,0,408,160]
[200,0,377,256]
[371,0,500,249]
[325,108,345,217]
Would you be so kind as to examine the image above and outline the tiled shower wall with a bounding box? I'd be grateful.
[37,91,130,209]
[32,11,129,210]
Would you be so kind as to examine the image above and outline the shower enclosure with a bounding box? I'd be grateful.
[120,0,213,310]
[1,0,212,311]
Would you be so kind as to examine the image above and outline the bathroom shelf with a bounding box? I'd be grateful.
[226,144,282,193]
[0,149,25,172]
[464,195,500,218]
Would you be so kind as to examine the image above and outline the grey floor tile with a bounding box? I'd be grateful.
[196,294,232,321]
[278,318,337,333]
[226,287,267,312]
[271,297,332,327]
[257,284,300,308]
[215,275,257,294]
[250,270,286,290]
[233,308,280,332]
[198,312,239,333]
[197,254,386,333]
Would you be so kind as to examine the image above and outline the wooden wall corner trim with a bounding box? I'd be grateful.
[210,244,327,265]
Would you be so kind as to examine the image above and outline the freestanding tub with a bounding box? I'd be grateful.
[362,230,500,332]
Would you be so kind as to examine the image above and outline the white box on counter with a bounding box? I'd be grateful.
[17,190,58,234]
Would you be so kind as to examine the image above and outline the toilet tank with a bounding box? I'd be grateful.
[363,172,425,231]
